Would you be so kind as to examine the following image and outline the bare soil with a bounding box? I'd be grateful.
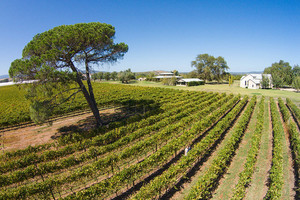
[0,108,123,152]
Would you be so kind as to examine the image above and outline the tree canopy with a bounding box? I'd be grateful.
[191,53,229,82]
[292,76,300,92]
[263,60,293,87]
[9,22,128,127]
[118,68,135,83]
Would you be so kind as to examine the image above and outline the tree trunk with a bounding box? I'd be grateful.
[69,61,102,127]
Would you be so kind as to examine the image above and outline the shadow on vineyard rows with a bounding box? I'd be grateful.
[1,99,160,152]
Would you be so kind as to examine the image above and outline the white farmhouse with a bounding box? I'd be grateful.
[240,74,272,89]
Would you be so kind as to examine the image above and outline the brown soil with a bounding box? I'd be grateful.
[0,108,122,152]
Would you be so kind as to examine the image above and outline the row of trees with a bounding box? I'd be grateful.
[91,69,136,83]
[91,71,118,81]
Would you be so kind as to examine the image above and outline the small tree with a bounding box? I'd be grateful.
[292,76,300,92]
[104,72,111,81]
[172,70,179,76]
[111,71,118,81]
[91,73,98,82]
[261,75,270,89]
[9,22,128,127]
[118,69,135,83]
[146,72,155,81]
[272,73,283,88]
[97,72,104,81]
[228,75,233,86]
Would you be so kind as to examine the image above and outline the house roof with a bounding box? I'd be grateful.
[249,79,261,84]
[154,76,181,79]
[241,74,271,81]
[178,78,204,83]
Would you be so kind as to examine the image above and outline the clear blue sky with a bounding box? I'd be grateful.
[1,0,300,75]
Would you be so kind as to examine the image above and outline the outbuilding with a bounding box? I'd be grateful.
[177,78,204,86]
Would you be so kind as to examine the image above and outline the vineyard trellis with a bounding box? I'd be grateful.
[0,83,299,200]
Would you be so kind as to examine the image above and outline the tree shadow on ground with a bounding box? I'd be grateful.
[51,99,161,141]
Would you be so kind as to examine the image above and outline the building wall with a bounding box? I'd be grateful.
[240,75,254,88]
[248,79,260,89]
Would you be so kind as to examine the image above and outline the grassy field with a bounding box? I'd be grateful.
[103,80,300,105]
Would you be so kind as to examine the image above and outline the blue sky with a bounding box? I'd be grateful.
[1,0,300,75]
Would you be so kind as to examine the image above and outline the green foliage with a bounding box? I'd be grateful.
[264,60,293,87]
[293,65,300,77]
[278,98,300,198]
[261,75,270,89]
[0,91,240,199]
[292,76,300,92]
[186,96,256,200]
[161,77,177,86]
[172,70,179,76]
[9,22,128,126]
[191,53,229,82]
[187,81,204,86]
[229,75,233,86]
[231,97,265,199]
[104,72,111,81]
[118,68,135,83]
[185,70,198,78]
[286,98,300,122]
[29,100,52,125]
[265,98,284,200]
[110,71,118,81]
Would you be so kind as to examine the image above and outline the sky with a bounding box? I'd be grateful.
[0,0,300,75]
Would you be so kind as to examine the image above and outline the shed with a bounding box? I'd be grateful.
[177,78,204,86]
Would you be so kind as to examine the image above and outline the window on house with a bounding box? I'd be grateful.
[245,81,246,85]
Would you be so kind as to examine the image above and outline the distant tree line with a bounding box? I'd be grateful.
[91,68,136,83]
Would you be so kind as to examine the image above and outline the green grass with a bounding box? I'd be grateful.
[104,80,300,105]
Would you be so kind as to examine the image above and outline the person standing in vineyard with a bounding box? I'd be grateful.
[9,22,128,127]
[185,146,191,156]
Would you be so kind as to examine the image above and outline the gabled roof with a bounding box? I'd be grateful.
[241,74,271,81]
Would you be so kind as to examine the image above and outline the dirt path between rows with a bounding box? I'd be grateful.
[0,108,122,152]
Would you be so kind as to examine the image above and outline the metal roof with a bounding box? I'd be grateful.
[154,76,181,78]
[178,78,204,82]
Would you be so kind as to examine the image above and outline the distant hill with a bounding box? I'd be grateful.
[0,74,9,79]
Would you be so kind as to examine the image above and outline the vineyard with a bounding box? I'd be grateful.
[0,83,299,199]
